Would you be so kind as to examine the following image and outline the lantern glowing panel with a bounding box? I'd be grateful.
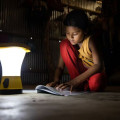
[0,47,27,76]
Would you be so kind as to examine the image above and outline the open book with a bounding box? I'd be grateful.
[35,85,86,96]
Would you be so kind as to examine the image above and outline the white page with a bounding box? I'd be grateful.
[35,85,87,96]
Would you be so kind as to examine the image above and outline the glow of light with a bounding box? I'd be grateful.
[0,47,29,76]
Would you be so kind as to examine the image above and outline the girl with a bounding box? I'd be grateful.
[46,9,107,92]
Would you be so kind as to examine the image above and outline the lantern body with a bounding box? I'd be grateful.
[0,46,30,94]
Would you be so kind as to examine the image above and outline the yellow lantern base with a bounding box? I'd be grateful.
[0,76,23,94]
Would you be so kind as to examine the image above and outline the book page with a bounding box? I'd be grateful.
[35,85,86,96]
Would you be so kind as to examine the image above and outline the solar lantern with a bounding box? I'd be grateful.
[0,43,30,94]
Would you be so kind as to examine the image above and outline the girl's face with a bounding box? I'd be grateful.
[65,26,84,45]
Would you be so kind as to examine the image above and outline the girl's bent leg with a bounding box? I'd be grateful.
[88,73,107,92]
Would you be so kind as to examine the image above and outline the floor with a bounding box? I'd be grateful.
[0,90,120,120]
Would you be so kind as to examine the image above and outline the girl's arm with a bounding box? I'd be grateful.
[46,54,65,87]
[56,38,104,90]
[54,54,65,83]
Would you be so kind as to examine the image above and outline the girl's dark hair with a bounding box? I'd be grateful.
[63,9,90,32]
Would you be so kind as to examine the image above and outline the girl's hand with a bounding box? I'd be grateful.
[56,80,79,92]
[46,81,58,87]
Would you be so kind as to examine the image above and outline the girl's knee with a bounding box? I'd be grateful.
[89,73,107,92]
